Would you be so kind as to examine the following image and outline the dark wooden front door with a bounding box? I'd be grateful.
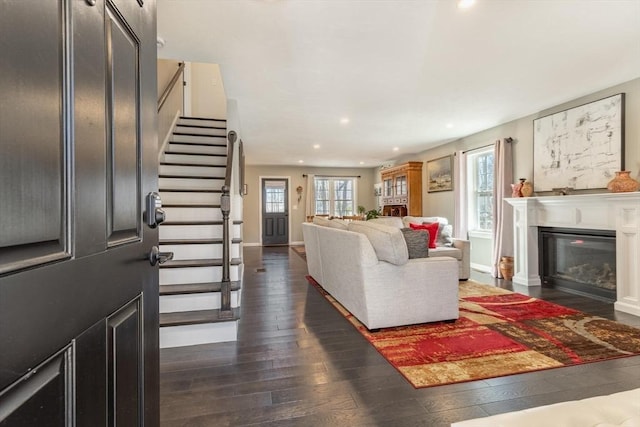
[0,0,158,425]
[262,179,289,245]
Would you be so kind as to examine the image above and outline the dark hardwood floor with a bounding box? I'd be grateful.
[160,246,640,426]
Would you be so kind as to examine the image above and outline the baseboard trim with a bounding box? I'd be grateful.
[470,262,492,274]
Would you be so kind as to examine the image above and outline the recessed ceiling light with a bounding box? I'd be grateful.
[393,147,399,152]
[446,123,454,129]
[359,161,365,165]
[313,144,320,149]
[458,0,476,9]
[298,160,304,163]
[340,117,350,124]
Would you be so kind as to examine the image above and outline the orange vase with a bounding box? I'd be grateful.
[499,256,514,281]
[521,180,533,197]
[607,171,640,193]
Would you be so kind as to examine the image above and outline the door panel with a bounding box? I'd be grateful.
[0,0,68,274]
[108,299,141,426]
[0,345,72,426]
[107,5,141,245]
[262,179,289,245]
[0,0,158,424]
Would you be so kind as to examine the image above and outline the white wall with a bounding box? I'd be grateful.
[189,63,227,119]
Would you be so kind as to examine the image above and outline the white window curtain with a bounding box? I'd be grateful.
[491,138,514,278]
[454,151,468,240]
[304,174,315,219]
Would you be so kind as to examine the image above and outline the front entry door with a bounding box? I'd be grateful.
[0,0,158,425]
[262,179,289,245]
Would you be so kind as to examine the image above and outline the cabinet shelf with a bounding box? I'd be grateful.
[380,162,422,217]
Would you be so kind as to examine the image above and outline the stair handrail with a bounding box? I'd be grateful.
[219,130,237,319]
[157,62,185,113]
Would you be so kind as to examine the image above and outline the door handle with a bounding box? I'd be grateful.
[148,246,173,266]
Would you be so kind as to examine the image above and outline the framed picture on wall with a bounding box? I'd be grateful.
[533,93,624,191]
[427,155,453,192]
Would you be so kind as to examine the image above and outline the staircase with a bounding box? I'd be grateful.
[158,117,242,348]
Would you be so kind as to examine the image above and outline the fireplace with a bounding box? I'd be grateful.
[506,193,640,317]
[539,227,616,301]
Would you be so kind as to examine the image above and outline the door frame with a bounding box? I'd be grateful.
[258,175,291,245]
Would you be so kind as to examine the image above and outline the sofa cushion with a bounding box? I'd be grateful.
[430,246,462,260]
[348,221,408,265]
[368,216,404,228]
[403,216,448,228]
[400,228,429,259]
[426,222,454,247]
[409,222,439,249]
[313,216,348,230]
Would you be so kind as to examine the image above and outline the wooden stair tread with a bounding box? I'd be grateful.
[160,162,225,168]
[159,175,224,180]
[160,308,240,327]
[159,281,241,295]
[160,238,242,245]
[172,132,226,138]
[160,258,242,268]
[179,116,226,122]
[164,151,226,157]
[176,124,226,131]
[162,220,243,225]
[168,141,226,147]
[159,189,222,193]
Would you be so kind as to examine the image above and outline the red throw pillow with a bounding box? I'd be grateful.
[409,222,439,249]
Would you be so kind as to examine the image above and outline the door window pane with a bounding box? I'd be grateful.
[265,180,286,213]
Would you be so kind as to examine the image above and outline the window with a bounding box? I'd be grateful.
[314,177,357,217]
[466,147,494,233]
[264,180,286,213]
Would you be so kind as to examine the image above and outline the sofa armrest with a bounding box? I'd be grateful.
[452,238,470,280]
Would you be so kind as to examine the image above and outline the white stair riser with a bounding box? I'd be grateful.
[178,118,225,128]
[171,134,226,144]
[159,177,223,191]
[160,321,238,348]
[163,154,226,166]
[175,126,226,136]
[160,243,241,260]
[160,266,239,285]
[160,192,221,205]
[160,224,221,239]
[168,143,227,156]
[163,207,222,222]
[159,165,225,178]
[160,224,241,240]
[159,291,240,313]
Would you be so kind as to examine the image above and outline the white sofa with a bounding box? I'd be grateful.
[371,216,471,280]
[451,387,640,427]
[302,219,459,330]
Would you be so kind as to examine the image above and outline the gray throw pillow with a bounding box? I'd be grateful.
[400,228,429,259]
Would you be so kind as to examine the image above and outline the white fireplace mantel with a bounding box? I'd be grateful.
[505,192,640,317]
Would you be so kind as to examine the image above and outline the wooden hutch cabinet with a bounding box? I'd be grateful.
[381,161,423,217]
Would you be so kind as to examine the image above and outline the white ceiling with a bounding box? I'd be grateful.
[157,0,640,167]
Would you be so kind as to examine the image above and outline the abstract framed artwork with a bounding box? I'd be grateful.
[427,155,453,192]
[533,93,624,192]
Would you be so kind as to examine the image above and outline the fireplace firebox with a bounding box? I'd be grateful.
[539,227,616,301]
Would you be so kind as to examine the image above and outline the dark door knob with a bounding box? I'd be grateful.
[148,246,173,266]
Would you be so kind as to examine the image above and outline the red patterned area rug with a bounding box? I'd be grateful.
[306,276,640,388]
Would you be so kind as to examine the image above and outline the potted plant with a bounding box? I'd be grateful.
[365,209,380,221]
